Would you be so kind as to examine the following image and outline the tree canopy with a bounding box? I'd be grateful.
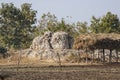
[0,3,37,49]
[90,12,120,33]
[36,12,76,37]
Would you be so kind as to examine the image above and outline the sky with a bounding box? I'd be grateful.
[0,0,120,24]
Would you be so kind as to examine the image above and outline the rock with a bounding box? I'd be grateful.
[30,31,52,50]
[26,31,74,62]
[51,31,73,49]
[22,49,79,62]
[30,31,73,50]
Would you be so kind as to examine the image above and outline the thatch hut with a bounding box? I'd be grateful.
[73,33,120,63]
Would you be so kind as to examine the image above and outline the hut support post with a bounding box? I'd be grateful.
[97,49,100,63]
[116,49,119,63]
[109,49,112,63]
[103,49,105,63]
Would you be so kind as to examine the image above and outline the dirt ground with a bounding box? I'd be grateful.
[0,63,120,80]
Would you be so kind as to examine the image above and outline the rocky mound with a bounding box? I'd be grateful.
[24,31,74,62]
[30,31,73,50]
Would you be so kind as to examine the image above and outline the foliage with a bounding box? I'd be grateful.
[0,3,37,49]
[55,18,76,37]
[35,12,58,36]
[76,21,89,34]
[90,12,120,33]
[100,12,120,33]
[0,46,7,54]
[36,13,76,37]
[90,16,101,33]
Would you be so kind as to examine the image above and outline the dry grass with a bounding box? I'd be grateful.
[73,33,120,50]
[0,53,120,80]
[0,48,119,80]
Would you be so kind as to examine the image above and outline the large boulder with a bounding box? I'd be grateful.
[26,31,74,62]
[30,31,73,50]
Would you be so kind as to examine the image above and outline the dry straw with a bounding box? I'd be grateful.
[73,33,120,50]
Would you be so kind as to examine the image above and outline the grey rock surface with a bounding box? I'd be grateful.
[30,31,73,50]
[25,31,74,62]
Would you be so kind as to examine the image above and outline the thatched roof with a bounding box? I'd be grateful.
[73,33,120,50]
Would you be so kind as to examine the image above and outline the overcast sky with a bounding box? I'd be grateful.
[0,0,120,24]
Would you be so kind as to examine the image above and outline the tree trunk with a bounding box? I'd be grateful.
[103,49,105,63]
[116,49,119,63]
[109,49,112,63]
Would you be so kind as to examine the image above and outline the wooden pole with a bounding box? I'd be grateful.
[97,49,100,62]
[109,49,112,63]
[103,49,105,63]
[17,49,22,71]
[116,49,119,63]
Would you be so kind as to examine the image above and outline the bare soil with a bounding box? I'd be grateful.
[0,63,120,80]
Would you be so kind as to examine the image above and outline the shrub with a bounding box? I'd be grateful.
[0,46,7,58]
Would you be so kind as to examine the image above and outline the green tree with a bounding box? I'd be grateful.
[0,3,37,49]
[100,12,120,33]
[90,12,120,33]
[37,13,76,37]
[56,18,76,37]
[90,16,100,33]
[36,12,58,36]
[76,21,89,34]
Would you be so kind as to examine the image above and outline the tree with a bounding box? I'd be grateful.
[76,21,89,34]
[90,16,101,33]
[100,12,120,33]
[54,18,76,37]
[36,12,58,36]
[0,3,37,49]
[37,13,76,37]
[90,12,120,33]
[19,3,37,48]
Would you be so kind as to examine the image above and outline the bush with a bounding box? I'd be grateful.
[0,46,7,58]
[0,46,7,53]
